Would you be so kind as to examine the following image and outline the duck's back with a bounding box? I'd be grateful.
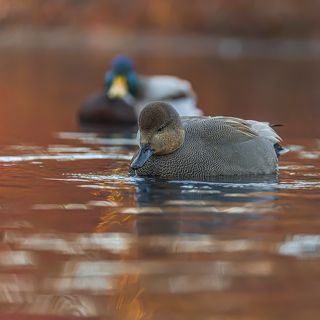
[136,75,202,117]
[135,117,279,179]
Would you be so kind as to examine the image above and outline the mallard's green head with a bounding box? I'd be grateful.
[104,55,138,99]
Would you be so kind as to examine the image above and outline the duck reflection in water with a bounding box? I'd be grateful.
[130,176,278,235]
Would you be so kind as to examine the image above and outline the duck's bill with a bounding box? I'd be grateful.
[107,76,128,99]
[131,144,153,170]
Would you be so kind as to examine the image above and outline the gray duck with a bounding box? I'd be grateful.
[130,101,287,180]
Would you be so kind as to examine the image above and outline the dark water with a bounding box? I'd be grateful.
[0,47,320,319]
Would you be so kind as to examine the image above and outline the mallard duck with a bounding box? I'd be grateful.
[130,101,287,180]
[79,55,202,124]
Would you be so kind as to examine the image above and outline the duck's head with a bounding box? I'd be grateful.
[131,102,185,170]
[104,55,138,99]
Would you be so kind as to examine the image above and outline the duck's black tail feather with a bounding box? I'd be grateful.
[270,123,283,128]
[274,143,289,158]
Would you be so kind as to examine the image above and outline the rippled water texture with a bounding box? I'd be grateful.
[0,48,320,319]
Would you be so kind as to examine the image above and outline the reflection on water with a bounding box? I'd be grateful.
[0,130,319,319]
[0,48,320,319]
[133,176,279,205]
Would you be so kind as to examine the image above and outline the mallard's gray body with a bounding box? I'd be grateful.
[131,115,282,180]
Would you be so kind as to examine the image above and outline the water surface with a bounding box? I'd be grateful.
[0,47,319,319]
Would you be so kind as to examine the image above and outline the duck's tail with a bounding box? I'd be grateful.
[247,120,282,144]
[247,120,289,158]
[274,143,289,158]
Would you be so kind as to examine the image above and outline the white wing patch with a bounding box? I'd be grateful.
[138,75,202,117]
[141,75,194,100]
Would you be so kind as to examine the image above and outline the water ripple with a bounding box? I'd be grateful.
[0,153,131,163]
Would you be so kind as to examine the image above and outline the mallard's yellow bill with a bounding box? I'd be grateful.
[107,76,128,99]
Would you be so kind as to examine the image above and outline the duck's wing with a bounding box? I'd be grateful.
[137,75,202,116]
[139,75,195,100]
[182,116,282,145]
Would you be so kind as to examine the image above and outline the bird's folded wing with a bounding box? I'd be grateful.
[183,116,282,145]
[139,75,195,100]
[208,116,282,143]
[182,116,263,145]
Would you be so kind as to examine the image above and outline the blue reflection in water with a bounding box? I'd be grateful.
[130,176,278,235]
[133,175,278,205]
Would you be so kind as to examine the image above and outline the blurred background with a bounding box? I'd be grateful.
[0,0,319,141]
[1,2,320,319]
[1,0,320,37]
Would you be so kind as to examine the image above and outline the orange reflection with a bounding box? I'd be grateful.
[96,181,136,233]
[96,210,135,233]
[112,274,148,320]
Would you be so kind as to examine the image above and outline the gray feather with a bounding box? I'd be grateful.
[132,116,282,180]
